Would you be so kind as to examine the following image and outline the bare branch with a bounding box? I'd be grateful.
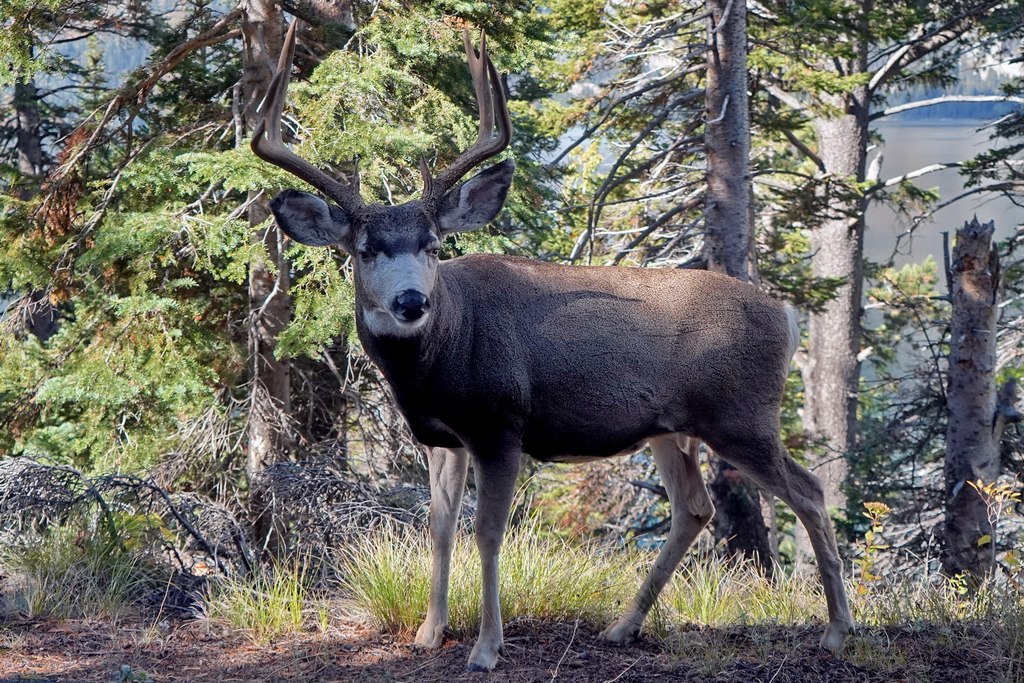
[867,28,924,91]
[764,83,807,113]
[871,95,1024,121]
[612,190,703,264]
[870,162,962,193]
[545,74,702,170]
[569,92,704,262]
[54,8,243,180]
[909,181,1024,225]
[781,125,825,172]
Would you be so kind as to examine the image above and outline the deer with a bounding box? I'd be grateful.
[251,21,854,672]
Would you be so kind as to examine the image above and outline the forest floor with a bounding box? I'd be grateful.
[0,613,1016,683]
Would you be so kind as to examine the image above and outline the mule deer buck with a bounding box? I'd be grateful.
[252,21,854,672]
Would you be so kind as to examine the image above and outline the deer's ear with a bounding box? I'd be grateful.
[436,159,515,235]
[270,189,351,246]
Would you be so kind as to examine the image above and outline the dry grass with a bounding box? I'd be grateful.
[1,526,157,621]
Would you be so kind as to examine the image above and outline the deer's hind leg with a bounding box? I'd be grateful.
[601,434,714,643]
[712,428,854,652]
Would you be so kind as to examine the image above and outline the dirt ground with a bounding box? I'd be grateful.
[0,615,1016,682]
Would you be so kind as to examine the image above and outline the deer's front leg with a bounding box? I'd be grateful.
[415,447,469,649]
[466,444,521,672]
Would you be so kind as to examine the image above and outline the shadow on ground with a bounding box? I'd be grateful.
[0,617,1016,682]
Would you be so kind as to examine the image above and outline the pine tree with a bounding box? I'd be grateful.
[0,1,557,491]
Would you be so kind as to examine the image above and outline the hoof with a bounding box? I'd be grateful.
[414,621,445,649]
[466,639,502,672]
[465,662,491,673]
[820,620,854,653]
[599,618,641,644]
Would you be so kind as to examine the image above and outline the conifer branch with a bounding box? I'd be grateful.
[868,0,1004,91]
[53,8,243,181]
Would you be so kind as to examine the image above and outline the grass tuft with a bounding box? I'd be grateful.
[334,524,432,632]
[337,521,638,634]
[853,574,1007,627]
[203,561,313,644]
[663,552,824,628]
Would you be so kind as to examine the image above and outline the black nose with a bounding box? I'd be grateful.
[392,290,429,321]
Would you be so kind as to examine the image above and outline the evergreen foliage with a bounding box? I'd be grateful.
[0,1,558,474]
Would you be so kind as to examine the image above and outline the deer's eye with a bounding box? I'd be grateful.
[429,247,440,257]
[358,248,375,262]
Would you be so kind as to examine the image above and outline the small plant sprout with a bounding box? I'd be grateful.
[968,476,1023,580]
[855,501,892,596]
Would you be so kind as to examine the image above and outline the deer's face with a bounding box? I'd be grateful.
[269,159,514,338]
[253,22,513,340]
[350,203,442,336]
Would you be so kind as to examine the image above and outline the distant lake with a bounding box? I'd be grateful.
[866,119,1023,267]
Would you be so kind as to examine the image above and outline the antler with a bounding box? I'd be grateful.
[420,30,512,210]
[251,21,364,215]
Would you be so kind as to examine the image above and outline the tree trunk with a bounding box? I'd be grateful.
[795,80,869,567]
[942,218,1001,581]
[703,0,774,573]
[13,75,59,342]
[803,111,868,507]
[704,0,753,282]
[14,79,44,178]
[240,0,291,551]
[283,0,354,28]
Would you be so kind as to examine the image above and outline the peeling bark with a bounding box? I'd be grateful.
[942,218,1000,581]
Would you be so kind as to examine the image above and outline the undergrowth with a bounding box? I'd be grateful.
[3,507,1023,680]
[203,560,323,644]
[1,524,160,621]
[335,520,1023,629]
[337,519,1024,680]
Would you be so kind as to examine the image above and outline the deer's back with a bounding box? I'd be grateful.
[431,254,793,457]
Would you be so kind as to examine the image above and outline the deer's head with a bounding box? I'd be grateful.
[252,23,514,337]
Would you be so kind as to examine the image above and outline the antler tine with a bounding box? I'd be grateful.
[466,31,495,148]
[421,30,512,208]
[251,20,364,214]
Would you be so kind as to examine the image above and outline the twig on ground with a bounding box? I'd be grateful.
[602,655,643,683]
[549,618,580,681]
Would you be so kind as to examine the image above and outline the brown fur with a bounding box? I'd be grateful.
[361,254,793,461]
[354,252,853,671]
